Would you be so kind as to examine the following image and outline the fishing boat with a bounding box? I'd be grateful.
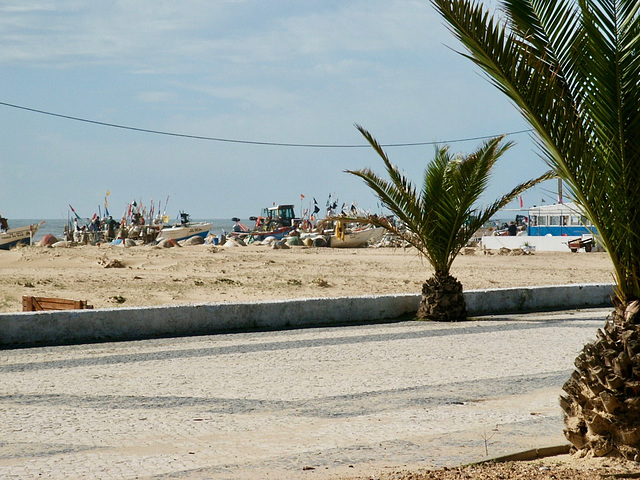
[241,225,293,241]
[0,221,44,250]
[298,219,385,248]
[329,223,385,248]
[156,212,213,242]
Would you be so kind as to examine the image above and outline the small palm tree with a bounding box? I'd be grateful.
[432,0,640,459]
[348,125,552,321]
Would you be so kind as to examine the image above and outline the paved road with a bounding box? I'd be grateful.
[0,308,610,479]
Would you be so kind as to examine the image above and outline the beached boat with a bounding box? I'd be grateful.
[156,222,213,242]
[156,213,212,242]
[236,225,293,242]
[329,224,385,248]
[0,221,44,250]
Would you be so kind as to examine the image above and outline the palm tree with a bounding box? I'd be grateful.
[431,0,640,459]
[348,125,552,321]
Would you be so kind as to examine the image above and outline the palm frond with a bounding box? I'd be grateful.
[432,0,640,301]
[346,167,423,246]
[349,128,547,276]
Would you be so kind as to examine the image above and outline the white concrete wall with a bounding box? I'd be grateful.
[481,235,574,252]
[464,283,613,316]
[0,283,614,348]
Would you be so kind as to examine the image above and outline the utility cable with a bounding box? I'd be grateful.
[0,100,533,148]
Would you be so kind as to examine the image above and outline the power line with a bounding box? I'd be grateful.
[0,100,533,148]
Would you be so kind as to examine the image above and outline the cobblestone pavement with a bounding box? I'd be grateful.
[0,308,609,479]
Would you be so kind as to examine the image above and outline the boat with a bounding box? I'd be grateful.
[245,225,293,241]
[155,212,213,242]
[304,216,387,248]
[329,223,385,248]
[0,220,44,250]
[229,217,291,241]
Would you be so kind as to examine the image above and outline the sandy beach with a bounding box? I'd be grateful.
[0,243,615,313]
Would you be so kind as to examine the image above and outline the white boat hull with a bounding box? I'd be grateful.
[156,222,213,242]
[0,223,42,250]
[330,226,385,248]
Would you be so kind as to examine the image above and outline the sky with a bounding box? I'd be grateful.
[0,0,559,221]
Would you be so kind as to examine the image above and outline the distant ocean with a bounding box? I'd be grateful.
[8,218,238,243]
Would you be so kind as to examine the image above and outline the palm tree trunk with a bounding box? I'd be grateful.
[417,273,466,321]
[561,297,640,460]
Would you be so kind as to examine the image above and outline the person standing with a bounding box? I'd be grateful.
[106,216,117,241]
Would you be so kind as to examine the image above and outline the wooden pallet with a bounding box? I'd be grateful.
[22,296,93,312]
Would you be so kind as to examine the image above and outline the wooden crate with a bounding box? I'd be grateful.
[22,296,94,312]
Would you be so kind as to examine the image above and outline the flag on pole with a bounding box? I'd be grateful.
[68,204,81,220]
[300,194,305,200]
[519,195,523,208]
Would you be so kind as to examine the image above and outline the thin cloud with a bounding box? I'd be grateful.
[137,91,176,104]
[0,1,437,68]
